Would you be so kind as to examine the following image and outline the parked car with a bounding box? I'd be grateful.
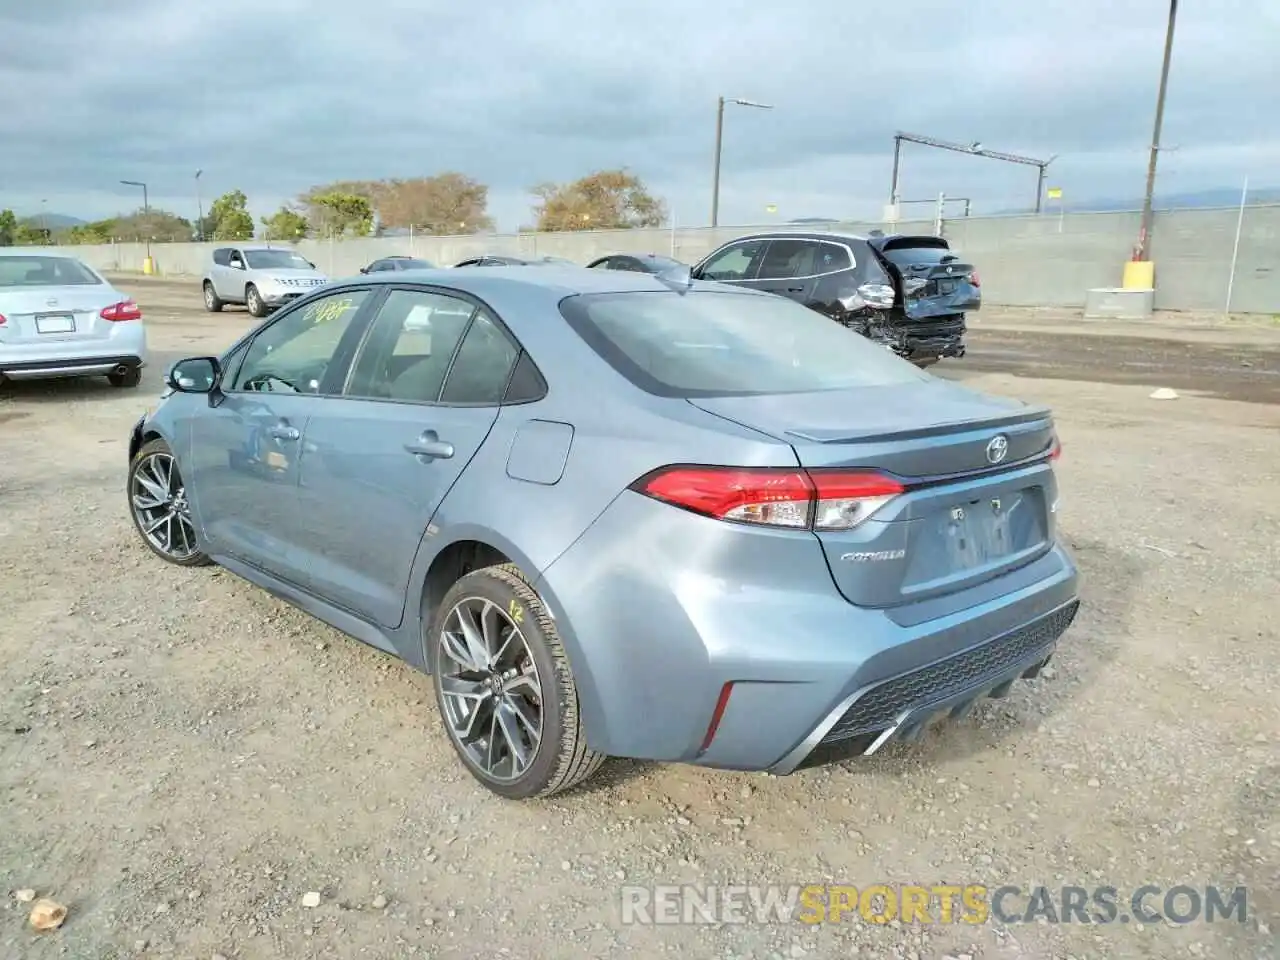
[0,252,146,388]
[202,245,329,318]
[690,231,981,367]
[585,253,688,274]
[127,266,1076,799]
[453,255,575,268]
[359,256,436,274]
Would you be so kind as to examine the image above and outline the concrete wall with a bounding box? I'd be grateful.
[26,204,1280,313]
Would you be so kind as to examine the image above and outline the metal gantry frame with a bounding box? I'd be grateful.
[889,132,1055,214]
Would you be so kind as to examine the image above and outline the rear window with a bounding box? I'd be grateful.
[878,242,959,267]
[0,256,102,287]
[558,290,926,398]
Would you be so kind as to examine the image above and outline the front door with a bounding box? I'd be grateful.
[186,287,376,583]
[293,287,521,627]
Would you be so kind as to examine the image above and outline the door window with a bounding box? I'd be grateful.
[345,289,478,403]
[439,311,520,405]
[812,242,853,273]
[757,239,820,279]
[697,241,765,281]
[228,249,245,269]
[212,248,231,266]
[230,289,370,394]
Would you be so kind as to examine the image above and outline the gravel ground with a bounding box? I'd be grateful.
[1,284,1277,960]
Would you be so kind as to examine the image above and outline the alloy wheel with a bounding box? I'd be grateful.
[204,285,215,308]
[130,452,200,560]
[436,597,543,782]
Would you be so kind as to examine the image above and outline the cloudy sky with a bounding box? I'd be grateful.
[1,0,1275,231]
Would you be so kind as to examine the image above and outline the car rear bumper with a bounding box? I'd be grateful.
[534,491,1080,772]
[0,354,144,380]
[0,323,147,380]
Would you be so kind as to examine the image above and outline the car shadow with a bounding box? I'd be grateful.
[0,370,166,403]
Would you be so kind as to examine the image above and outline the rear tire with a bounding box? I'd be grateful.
[203,282,224,313]
[246,284,267,318]
[127,438,212,567]
[430,563,605,799]
[108,366,142,388]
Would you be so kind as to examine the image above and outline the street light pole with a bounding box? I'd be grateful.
[195,169,204,241]
[1137,0,1178,261]
[890,132,1052,214]
[710,96,773,227]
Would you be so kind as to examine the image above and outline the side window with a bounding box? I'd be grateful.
[230,289,370,394]
[440,311,520,405]
[757,239,819,279]
[814,242,852,273]
[503,351,547,403]
[698,241,764,282]
[856,242,892,285]
[212,248,231,267]
[346,289,477,403]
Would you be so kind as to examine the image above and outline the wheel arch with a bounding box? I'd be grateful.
[408,526,607,751]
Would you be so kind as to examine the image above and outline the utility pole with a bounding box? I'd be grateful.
[1136,0,1178,261]
[711,96,773,227]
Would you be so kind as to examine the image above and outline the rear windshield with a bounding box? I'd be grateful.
[878,243,960,267]
[558,290,927,398]
[0,256,102,287]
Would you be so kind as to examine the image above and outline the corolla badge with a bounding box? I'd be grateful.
[986,434,1009,464]
[840,549,906,562]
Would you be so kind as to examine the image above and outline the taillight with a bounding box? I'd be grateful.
[969,270,981,287]
[0,313,6,326]
[632,466,905,531]
[101,300,142,322]
[1048,435,1062,461]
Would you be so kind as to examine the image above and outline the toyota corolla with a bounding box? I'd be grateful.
[126,265,1079,799]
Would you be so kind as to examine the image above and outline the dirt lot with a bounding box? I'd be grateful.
[2,280,1278,960]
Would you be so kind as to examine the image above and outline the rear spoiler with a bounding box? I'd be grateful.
[867,234,951,253]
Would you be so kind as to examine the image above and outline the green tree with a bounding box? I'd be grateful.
[261,206,309,241]
[307,191,373,237]
[531,169,666,232]
[0,209,17,246]
[65,219,118,244]
[366,174,495,234]
[111,208,193,243]
[14,221,50,245]
[208,190,255,240]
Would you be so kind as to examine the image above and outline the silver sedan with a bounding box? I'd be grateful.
[0,251,148,387]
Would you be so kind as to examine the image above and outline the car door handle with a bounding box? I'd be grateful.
[267,424,300,441]
[404,431,454,460]
[785,286,805,293]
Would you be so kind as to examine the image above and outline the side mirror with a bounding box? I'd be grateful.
[167,356,221,394]
[857,282,897,309]
[655,264,694,293]
[307,261,316,268]
[359,266,368,274]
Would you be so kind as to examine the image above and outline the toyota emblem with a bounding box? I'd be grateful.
[986,435,1009,464]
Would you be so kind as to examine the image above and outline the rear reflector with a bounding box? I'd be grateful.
[101,300,142,322]
[632,465,905,531]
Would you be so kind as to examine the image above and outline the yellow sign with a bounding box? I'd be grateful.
[1046,187,1063,200]
[765,204,777,214]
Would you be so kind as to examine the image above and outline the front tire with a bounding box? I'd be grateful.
[430,563,604,799]
[245,284,267,318]
[203,282,224,313]
[127,438,212,567]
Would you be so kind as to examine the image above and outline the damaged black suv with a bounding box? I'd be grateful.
[690,231,981,367]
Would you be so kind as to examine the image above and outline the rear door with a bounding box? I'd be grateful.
[0,257,123,346]
[874,237,980,319]
[292,287,519,627]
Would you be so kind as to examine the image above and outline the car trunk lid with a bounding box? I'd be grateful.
[874,236,981,321]
[688,380,1058,608]
[0,285,123,345]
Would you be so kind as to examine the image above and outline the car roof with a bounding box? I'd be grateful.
[725,231,871,245]
[328,264,768,299]
[234,244,299,252]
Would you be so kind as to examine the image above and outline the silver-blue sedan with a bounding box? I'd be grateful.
[125,264,1079,799]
